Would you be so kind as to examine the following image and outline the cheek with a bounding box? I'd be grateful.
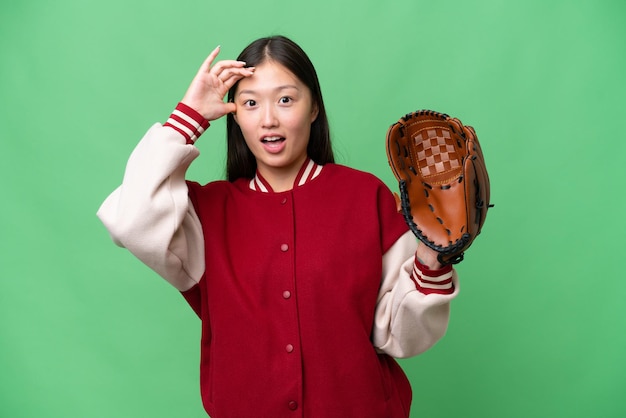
[241,131,257,150]
[287,112,314,134]
[236,116,255,137]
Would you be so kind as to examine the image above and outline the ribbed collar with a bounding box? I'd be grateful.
[248,158,324,193]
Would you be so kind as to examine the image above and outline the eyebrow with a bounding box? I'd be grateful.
[237,85,300,96]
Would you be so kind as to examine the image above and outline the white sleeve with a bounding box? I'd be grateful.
[372,231,460,358]
[96,110,207,291]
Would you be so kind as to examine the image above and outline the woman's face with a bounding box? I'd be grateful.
[233,60,318,186]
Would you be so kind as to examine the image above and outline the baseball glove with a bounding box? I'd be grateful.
[386,110,491,265]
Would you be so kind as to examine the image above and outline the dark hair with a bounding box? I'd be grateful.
[226,35,334,181]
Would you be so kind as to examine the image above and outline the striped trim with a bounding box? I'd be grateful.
[411,260,454,295]
[251,159,324,193]
[163,102,210,144]
[296,159,323,186]
[249,176,270,193]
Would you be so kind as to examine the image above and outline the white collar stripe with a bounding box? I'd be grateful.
[255,176,269,193]
[311,164,323,180]
[298,160,315,186]
[248,163,324,193]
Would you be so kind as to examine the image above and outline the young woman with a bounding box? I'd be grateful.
[98,35,459,418]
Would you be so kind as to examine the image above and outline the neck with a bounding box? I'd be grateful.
[257,156,309,193]
[265,173,296,193]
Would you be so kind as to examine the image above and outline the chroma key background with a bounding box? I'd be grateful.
[1,0,624,417]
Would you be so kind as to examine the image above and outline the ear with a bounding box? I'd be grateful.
[310,102,319,123]
[228,98,239,124]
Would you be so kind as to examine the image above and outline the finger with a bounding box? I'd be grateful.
[211,60,248,76]
[218,66,255,83]
[198,45,221,73]
[221,68,255,90]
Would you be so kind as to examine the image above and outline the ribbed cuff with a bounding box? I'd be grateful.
[411,258,455,295]
[163,102,210,144]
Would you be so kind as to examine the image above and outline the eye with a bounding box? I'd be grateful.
[279,96,292,104]
[243,99,257,107]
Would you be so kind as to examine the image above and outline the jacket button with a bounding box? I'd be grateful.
[281,197,288,205]
[282,290,291,299]
[288,400,298,410]
[280,244,289,252]
[285,344,294,353]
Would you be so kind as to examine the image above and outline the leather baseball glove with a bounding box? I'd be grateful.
[386,110,491,265]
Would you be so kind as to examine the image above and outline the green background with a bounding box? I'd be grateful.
[1,0,624,417]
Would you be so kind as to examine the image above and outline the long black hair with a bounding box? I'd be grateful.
[226,35,334,182]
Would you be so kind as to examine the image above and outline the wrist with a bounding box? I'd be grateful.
[415,241,443,270]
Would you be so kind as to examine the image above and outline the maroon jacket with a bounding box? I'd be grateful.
[182,162,412,417]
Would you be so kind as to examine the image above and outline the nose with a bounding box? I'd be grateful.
[261,104,278,128]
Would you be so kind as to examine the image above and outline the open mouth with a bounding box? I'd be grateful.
[261,136,285,144]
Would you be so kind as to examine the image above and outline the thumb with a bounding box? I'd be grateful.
[393,192,402,213]
[223,102,237,115]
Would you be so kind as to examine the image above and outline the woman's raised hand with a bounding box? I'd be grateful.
[181,46,255,121]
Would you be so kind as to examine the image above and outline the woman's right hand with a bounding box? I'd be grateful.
[181,46,255,121]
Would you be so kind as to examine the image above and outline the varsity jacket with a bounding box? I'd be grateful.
[97,103,459,418]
